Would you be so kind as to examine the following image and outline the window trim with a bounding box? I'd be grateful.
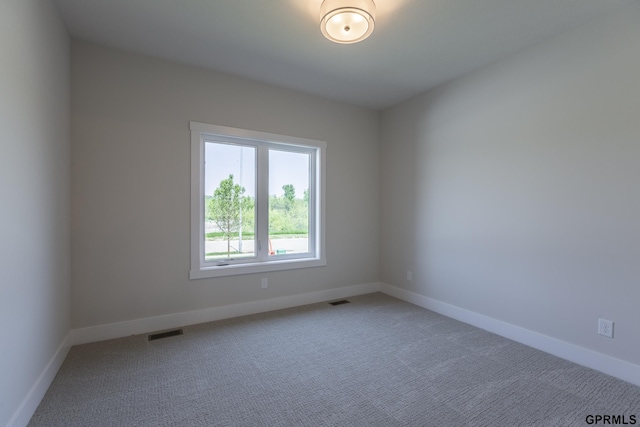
[190,121,326,279]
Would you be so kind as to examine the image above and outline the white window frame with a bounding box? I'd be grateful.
[190,121,326,279]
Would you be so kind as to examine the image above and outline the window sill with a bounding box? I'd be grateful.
[190,257,327,279]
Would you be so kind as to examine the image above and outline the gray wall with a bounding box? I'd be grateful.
[380,2,640,366]
[0,0,70,425]
[71,41,380,329]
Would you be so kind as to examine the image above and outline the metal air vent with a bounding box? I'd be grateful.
[148,329,183,341]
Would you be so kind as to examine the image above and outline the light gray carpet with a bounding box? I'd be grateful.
[29,293,640,426]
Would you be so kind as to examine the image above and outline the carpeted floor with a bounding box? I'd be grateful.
[29,293,640,426]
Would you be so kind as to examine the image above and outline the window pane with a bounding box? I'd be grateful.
[268,149,310,256]
[204,142,256,260]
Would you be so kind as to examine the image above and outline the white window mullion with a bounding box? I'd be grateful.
[256,145,270,261]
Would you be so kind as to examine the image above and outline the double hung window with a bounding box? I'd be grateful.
[190,122,326,279]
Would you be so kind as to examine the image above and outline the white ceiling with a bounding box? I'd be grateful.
[53,0,634,110]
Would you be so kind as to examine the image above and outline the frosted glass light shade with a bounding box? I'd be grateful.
[320,0,375,44]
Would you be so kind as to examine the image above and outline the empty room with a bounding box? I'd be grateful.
[2,0,639,426]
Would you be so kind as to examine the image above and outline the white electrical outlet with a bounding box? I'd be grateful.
[261,278,268,289]
[406,271,413,281]
[598,318,614,338]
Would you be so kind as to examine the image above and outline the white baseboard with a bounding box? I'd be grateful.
[8,332,72,427]
[73,282,382,345]
[380,282,640,387]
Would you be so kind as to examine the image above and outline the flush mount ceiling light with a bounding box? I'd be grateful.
[320,0,376,44]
